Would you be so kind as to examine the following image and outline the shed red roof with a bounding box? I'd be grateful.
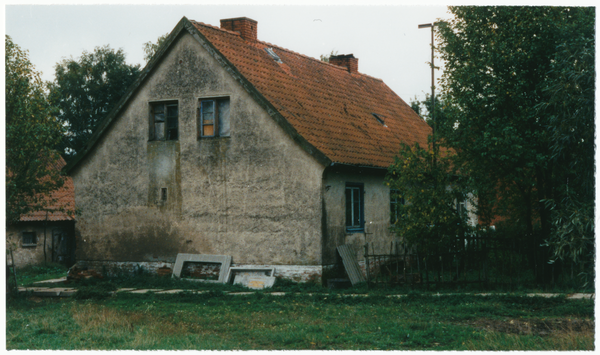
[191,19,432,168]
[20,156,75,222]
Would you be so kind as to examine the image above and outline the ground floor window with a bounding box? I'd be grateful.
[22,231,36,246]
[345,183,364,232]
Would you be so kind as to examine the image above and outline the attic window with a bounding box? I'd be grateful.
[150,102,178,141]
[264,48,282,63]
[372,113,386,126]
[199,98,230,138]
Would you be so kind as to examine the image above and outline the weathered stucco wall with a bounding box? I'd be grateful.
[321,165,398,265]
[71,32,325,267]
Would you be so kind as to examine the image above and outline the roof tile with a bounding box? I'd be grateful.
[191,20,432,168]
[20,156,75,222]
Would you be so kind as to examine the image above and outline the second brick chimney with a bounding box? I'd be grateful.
[220,17,258,41]
[330,54,358,74]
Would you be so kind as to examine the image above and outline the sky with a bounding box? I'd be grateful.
[5,2,453,105]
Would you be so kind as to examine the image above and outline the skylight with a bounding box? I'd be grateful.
[372,113,386,126]
[264,48,282,63]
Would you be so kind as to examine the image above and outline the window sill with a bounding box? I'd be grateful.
[345,229,365,234]
[22,244,37,248]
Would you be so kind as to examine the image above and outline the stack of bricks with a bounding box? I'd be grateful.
[220,17,258,41]
[329,54,359,74]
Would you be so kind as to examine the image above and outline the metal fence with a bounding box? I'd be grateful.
[363,235,566,288]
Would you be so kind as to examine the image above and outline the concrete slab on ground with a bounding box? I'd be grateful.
[233,275,276,289]
[33,277,67,284]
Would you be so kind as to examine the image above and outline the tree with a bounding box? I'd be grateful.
[435,7,594,282]
[5,35,65,223]
[143,33,169,63]
[386,142,473,255]
[48,46,141,160]
[319,50,339,63]
[538,33,595,283]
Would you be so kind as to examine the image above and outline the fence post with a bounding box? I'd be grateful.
[364,243,370,287]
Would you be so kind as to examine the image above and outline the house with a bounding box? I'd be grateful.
[6,156,76,267]
[66,16,432,282]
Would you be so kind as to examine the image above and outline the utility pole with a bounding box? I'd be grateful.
[418,22,436,163]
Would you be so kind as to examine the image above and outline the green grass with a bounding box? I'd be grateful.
[13,263,68,286]
[6,288,594,350]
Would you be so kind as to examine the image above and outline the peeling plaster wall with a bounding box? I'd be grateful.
[322,166,398,265]
[71,32,324,267]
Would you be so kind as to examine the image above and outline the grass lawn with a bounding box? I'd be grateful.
[6,287,594,350]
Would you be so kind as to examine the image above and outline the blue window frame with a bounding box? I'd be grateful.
[199,98,230,138]
[345,183,364,232]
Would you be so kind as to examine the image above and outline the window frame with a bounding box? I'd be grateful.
[149,101,179,141]
[345,182,365,233]
[22,231,36,247]
[198,97,231,139]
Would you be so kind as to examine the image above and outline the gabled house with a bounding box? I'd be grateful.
[7,156,76,267]
[66,16,432,282]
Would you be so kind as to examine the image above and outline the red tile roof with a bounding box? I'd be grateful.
[191,19,432,168]
[20,156,75,222]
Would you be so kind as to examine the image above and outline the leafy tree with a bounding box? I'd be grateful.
[386,142,473,255]
[143,33,169,63]
[319,50,339,63]
[409,94,449,129]
[409,96,422,116]
[435,6,594,282]
[48,46,141,160]
[538,33,595,283]
[5,35,65,223]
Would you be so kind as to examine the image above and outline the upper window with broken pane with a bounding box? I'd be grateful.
[150,102,178,141]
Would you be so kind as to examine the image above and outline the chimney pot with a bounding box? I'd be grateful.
[220,17,258,41]
[330,54,358,73]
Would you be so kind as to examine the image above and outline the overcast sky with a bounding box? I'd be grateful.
[5,2,455,104]
[4,1,595,104]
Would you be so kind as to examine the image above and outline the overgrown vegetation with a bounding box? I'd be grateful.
[14,263,68,286]
[392,6,595,288]
[5,35,65,223]
[6,290,593,350]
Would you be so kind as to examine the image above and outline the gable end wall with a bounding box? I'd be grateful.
[71,32,325,268]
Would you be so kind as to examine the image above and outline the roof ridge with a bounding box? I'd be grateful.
[261,41,383,82]
[190,19,242,38]
[191,19,382,82]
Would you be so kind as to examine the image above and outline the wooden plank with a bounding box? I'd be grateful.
[337,245,366,286]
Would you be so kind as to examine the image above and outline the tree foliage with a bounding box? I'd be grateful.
[386,143,473,254]
[5,35,65,223]
[435,6,594,281]
[319,50,339,63]
[537,32,595,279]
[48,46,140,161]
[143,33,169,63]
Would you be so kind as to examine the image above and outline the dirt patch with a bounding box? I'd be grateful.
[465,317,594,336]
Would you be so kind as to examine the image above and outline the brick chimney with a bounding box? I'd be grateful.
[330,54,358,73]
[220,17,258,41]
